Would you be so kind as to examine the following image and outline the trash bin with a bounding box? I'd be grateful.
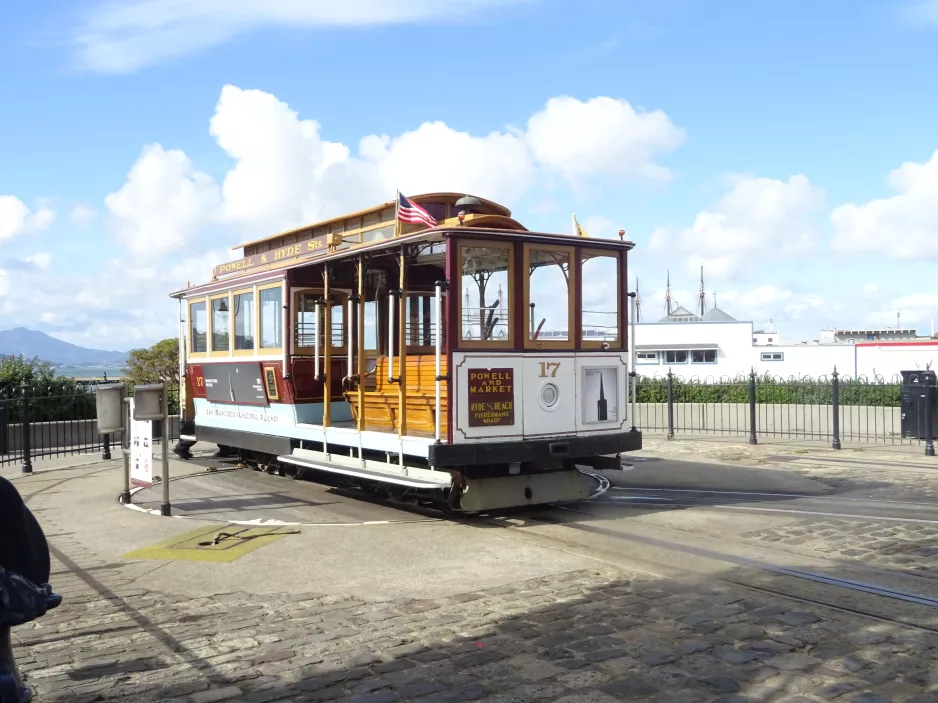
[900,370,938,440]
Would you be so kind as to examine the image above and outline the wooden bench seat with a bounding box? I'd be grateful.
[345,354,448,435]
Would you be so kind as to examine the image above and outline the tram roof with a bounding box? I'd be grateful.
[230,192,512,251]
[171,224,635,300]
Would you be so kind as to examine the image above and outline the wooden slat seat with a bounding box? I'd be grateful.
[345,354,448,436]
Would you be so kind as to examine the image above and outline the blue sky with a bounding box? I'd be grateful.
[2,0,938,350]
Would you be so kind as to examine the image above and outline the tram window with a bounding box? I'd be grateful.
[331,303,344,348]
[407,294,441,348]
[259,286,282,349]
[460,244,512,343]
[295,292,318,348]
[364,300,378,351]
[526,247,573,344]
[234,292,255,350]
[190,301,207,353]
[581,253,619,346]
[211,297,230,352]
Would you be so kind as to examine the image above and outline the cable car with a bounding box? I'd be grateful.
[170,192,641,512]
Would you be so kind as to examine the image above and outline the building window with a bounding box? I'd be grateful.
[761,352,784,361]
[767,337,774,343]
[637,351,658,364]
[665,350,688,364]
[691,349,717,363]
[234,292,255,350]
[259,286,282,349]
[190,301,207,353]
[211,297,230,352]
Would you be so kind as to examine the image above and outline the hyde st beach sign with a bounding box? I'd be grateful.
[213,236,327,277]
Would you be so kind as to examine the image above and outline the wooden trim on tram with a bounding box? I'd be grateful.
[357,256,366,433]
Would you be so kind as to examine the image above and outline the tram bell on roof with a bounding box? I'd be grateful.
[455,194,481,217]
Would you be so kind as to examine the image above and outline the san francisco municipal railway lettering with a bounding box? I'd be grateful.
[467,368,515,427]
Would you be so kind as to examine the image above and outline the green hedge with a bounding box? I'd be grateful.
[636,374,901,407]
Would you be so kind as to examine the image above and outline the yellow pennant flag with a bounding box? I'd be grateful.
[572,213,589,237]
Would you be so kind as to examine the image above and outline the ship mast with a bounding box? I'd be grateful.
[635,277,642,323]
[665,270,673,316]
[698,265,706,317]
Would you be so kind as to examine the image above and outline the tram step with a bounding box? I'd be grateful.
[277,449,452,490]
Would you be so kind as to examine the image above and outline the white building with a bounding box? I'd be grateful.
[631,306,938,381]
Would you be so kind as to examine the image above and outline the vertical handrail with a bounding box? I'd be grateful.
[347,297,354,385]
[434,281,444,443]
[629,292,637,431]
[398,247,408,438]
[357,257,366,436]
[323,267,332,429]
[314,301,321,379]
[388,291,397,382]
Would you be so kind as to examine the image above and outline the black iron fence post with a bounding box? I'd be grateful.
[666,370,674,440]
[748,369,758,445]
[21,384,33,474]
[831,366,842,450]
[0,393,7,456]
[926,375,936,458]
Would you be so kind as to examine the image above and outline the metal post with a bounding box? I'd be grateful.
[120,397,132,504]
[21,383,32,474]
[666,370,674,440]
[831,366,842,450]
[926,374,935,458]
[102,432,112,460]
[748,369,758,446]
[160,386,171,516]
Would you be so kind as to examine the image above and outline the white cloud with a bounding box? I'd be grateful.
[69,204,99,228]
[104,143,221,259]
[0,196,56,241]
[830,149,938,259]
[869,293,938,329]
[864,282,880,294]
[525,96,685,184]
[649,174,825,279]
[105,85,683,258]
[75,0,534,73]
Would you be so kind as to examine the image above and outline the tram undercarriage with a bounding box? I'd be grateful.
[184,426,642,513]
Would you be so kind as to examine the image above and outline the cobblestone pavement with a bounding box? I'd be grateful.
[14,540,938,703]
[741,520,938,578]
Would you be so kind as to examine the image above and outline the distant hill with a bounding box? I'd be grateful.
[0,327,128,366]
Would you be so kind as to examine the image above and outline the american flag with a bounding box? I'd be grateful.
[397,192,437,227]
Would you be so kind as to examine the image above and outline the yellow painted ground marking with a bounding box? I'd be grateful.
[122,524,299,563]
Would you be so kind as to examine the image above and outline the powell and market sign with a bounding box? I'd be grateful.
[213,236,328,278]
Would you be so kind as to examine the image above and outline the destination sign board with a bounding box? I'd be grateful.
[467,368,515,427]
[213,236,327,278]
[202,362,269,406]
